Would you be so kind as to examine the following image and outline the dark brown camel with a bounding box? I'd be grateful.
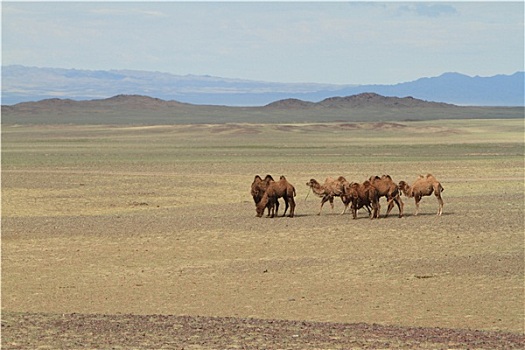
[369,175,404,218]
[256,176,296,218]
[342,180,380,219]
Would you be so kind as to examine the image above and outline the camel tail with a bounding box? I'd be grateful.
[438,183,444,193]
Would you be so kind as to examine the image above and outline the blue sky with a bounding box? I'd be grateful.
[2,1,524,85]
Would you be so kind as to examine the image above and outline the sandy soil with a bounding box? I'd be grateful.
[2,122,524,349]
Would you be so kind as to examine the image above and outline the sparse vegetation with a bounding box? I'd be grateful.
[2,119,524,348]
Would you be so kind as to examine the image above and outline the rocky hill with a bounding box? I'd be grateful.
[2,93,523,125]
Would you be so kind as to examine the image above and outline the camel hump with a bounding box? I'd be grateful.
[370,175,381,181]
[254,175,262,181]
[382,174,392,180]
[264,174,274,181]
[426,173,440,183]
[337,176,346,182]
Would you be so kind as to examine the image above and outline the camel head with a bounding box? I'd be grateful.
[251,176,264,202]
[334,177,348,196]
[306,179,319,188]
[255,199,266,217]
[341,182,357,198]
[398,181,411,197]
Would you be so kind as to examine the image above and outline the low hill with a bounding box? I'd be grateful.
[2,93,523,125]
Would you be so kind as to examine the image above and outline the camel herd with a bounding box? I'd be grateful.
[251,174,444,219]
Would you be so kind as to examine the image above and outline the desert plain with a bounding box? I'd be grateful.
[1,119,524,348]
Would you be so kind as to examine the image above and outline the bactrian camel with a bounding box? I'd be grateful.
[251,174,279,217]
[342,180,380,219]
[398,174,444,216]
[305,176,347,215]
[369,175,404,218]
[256,176,296,218]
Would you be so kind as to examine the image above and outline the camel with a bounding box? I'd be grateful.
[251,174,279,216]
[341,180,380,219]
[398,174,444,216]
[305,176,348,215]
[256,176,296,218]
[369,175,404,218]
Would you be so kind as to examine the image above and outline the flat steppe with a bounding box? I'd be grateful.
[2,119,524,348]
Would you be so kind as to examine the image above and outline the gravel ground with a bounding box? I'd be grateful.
[3,312,524,349]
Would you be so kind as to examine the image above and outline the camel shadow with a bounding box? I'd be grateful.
[400,211,454,218]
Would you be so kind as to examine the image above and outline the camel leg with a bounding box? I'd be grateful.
[268,200,279,218]
[384,197,395,218]
[318,196,330,215]
[364,205,371,217]
[414,195,421,216]
[397,197,404,218]
[282,197,289,217]
[329,197,334,212]
[288,197,295,218]
[435,193,444,216]
[340,196,349,215]
[370,202,378,219]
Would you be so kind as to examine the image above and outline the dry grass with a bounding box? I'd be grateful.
[2,119,524,348]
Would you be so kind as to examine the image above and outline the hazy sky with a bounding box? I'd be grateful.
[2,1,524,85]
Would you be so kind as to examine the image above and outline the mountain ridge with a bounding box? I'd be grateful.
[2,65,523,107]
[3,92,457,110]
[3,92,523,125]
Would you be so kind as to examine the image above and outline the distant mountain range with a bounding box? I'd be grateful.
[2,65,524,107]
[3,93,523,125]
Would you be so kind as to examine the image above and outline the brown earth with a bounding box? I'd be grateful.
[3,312,524,349]
[1,122,524,349]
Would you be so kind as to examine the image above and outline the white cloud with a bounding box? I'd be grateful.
[2,2,523,85]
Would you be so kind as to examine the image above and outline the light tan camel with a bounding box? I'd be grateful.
[369,175,404,218]
[305,176,347,215]
[398,174,444,216]
[256,176,296,218]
